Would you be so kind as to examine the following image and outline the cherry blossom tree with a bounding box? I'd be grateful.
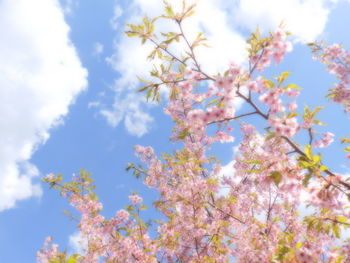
[38,1,350,262]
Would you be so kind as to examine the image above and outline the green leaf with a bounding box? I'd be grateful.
[183,10,195,19]
[277,72,291,85]
[66,255,78,263]
[245,169,263,174]
[269,171,283,186]
[332,223,341,238]
[320,165,328,172]
[312,119,326,126]
[285,83,302,90]
[156,49,163,59]
[245,159,263,165]
[341,137,350,144]
[125,163,134,171]
[304,105,311,119]
[125,31,139,37]
[337,216,348,224]
[310,106,324,119]
[126,24,144,32]
[287,112,298,118]
[263,78,274,89]
[344,146,350,152]
[178,128,190,139]
[137,76,152,84]
[146,88,154,100]
[147,49,157,60]
[207,98,219,106]
[266,133,275,140]
[312,155,321,164]
[295,242,303,249]
[304,145,313,160]
[276,246,290,260]
[335,255,345,263]
[302,174,312,187]
[164,1,174,17]
[137,85,151,92]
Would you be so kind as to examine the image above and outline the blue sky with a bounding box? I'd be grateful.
[1,0,350,262]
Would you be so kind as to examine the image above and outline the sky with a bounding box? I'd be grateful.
[1,0,350,262]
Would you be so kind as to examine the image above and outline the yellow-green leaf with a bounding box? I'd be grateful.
[269,171,283,186]
[304,145,313,160]
[296,242,303,249]
[277,72,291,84]
[310,106,324,119]
[337,216,348,224]
[125,31,139,37]
[341,137,350,144]
[178,128,190,139]
[344,146,350,152]
[207,98,219,106]
[332,223,341,238]
[263,78,274,89]
[285,83,302,90]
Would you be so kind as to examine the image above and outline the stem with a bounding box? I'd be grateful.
[308,128,314,145]
[177,20,213,81]
[208,111,258,125]
[149,38,187,66]
[207,201,245,224]
[236,90,269,119]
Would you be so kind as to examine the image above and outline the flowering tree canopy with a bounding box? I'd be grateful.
[38,1,350,262]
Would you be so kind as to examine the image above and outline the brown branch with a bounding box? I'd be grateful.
[176,20,214,81]
[149,38,187,66]
[208,111,258,125]
[207,201,245,224]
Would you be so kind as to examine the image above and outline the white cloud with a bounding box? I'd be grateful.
[68,232,87,255]
[100,91,154,137]
[0,0,88,210]
[88,101,101,108]
[92,42,104,57]
[216,160,236,196]
[110,4,123,30]
[233,0,332,42]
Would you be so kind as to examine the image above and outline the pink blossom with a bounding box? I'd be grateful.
[115,209,129,221]
[128,194,143,205]
[314,132,334,148]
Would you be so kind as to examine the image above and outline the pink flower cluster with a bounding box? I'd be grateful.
[295,248,315,263]
[307,184,345,210]
[128,194,143,205]
[115,209,129,221]
[134,145,155,163]
[251,29,293,71]
[314,43,350,113]
[314,132,334,148]
[259,89,285,114]
[246,80,260,93]
[187,106,234,126]
[37,237,59,263]
[268,116,299,137]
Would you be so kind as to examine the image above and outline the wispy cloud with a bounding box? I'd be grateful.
[61,0,79,15]
[100,91,154,137]
[0,0,87,210]
[92,42,104,57]
[110,4,123,30]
